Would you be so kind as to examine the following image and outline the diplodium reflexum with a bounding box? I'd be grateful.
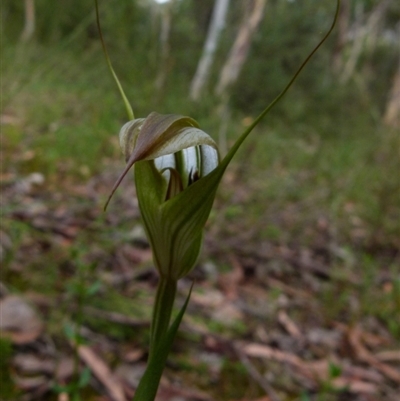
[95,0,341,397]
[106,112,220,280]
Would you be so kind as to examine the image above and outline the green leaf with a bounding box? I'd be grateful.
[78,367,91,388]
[134,161,168,272]
[87,281,102,296]
[328,362,342,379]
[135,159,217,279]
[132,284,193,401]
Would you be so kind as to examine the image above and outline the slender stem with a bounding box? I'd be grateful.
[149,277,177,357]
[94,0,134,121]
[219,0,341,174]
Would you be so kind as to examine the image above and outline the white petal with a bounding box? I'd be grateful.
[154,153,176,171]
[200,145,219,176]
[154,153,176,183]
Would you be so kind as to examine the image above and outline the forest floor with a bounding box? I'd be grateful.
[1,118,400,401]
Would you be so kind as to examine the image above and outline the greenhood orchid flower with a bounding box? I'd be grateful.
[106,112,220,281]
[119,113,219,201]
[104,113,226,389]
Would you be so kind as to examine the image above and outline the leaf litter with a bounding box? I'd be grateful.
[1,163,399,401]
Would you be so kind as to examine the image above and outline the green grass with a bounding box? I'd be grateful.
[221,117,399,248]
[0,338,18,400]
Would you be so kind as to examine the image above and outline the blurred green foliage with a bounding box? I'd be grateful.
[0,337,18,399]
[2,0,398,119]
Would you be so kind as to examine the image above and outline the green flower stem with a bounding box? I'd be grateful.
[149,277,177,356]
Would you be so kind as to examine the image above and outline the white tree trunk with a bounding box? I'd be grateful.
[155,2,173,93]
[189,0,230,102]
[383,55,400,128]
[215,0,266,97]
[20,0,35,42]
[340,0,391,84]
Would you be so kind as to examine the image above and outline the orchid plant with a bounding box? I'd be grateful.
[95,1,341,399]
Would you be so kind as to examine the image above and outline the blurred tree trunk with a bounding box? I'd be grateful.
[215,0,266,97]
[215,0,266,156]
[189,0,230,102]
[383,56,400,128]
[155,1,173,95]
[20,0,35,42]
[340,0,391,84]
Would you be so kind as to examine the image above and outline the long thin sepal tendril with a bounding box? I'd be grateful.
[94,0,134,121]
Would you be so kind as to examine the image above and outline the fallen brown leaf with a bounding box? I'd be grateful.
[0,295,43,344]
[375,350,400,362]
[278,310,302,338]
[331,377,377,394]
[77,345,126,401]
[13,354,54,374]
[83,306,149,327]
[348,326,400,384]
[233,398,271,401]
[242,342,383,394]
[58,393,69,401]
[12,374,47,390]
[241,342,315,380]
